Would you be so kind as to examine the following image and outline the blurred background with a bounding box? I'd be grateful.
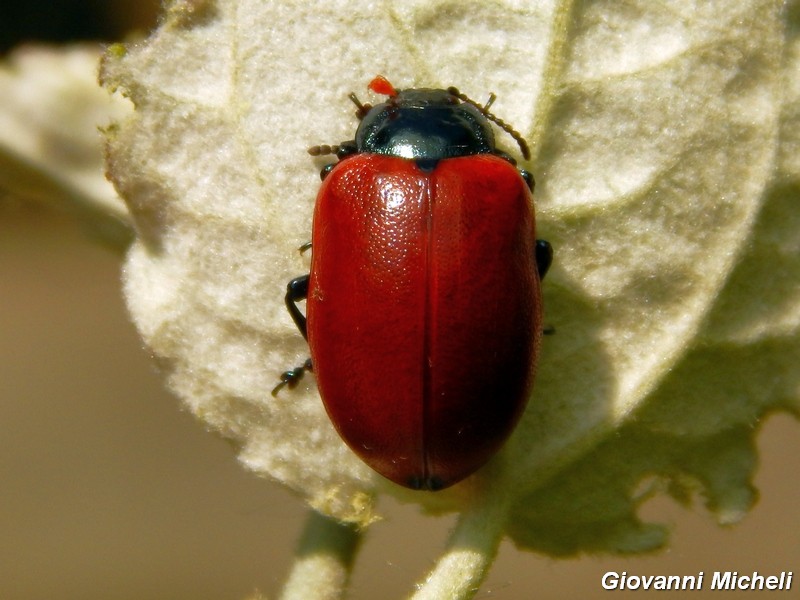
[1,2,798,598]
[0,1,154,54]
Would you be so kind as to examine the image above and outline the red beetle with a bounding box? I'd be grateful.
[275,76,552,491]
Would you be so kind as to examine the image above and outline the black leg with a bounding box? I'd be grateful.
[535,240,555,335]
[520,169,534,192]
[272,358,313,397]
[285,275,309,340]
[320,163,335,180]
[273,275,312,396]
[535,239,553,280]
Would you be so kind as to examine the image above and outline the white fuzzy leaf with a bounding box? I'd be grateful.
[103,0,798,556]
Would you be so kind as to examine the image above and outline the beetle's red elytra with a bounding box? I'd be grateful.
[275,76,552,491]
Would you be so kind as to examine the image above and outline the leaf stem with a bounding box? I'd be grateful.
[278,509,363,600]
[411,495,510,600]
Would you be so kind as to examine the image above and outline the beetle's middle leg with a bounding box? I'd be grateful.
[273,275,313,396]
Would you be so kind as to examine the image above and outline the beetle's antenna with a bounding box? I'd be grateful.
[348,93,371,119]
[447,87,530,160]
[308,90,373,156]
[307,144,339,156]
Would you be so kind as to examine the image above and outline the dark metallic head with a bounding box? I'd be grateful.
[355,86,496,161]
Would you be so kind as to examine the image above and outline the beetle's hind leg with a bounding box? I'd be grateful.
[273,275,313,396]
[272,357,313,396]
